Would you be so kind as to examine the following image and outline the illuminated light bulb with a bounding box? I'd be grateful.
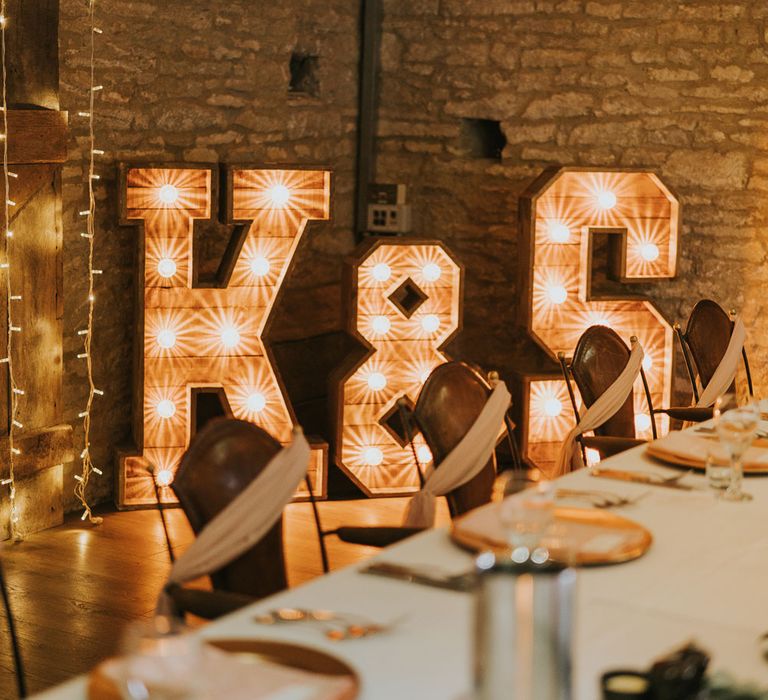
[158,184,179,204]
[155,469,174,487]
[421,314,440,333]
[246,392,266,413]
[635,413,652,432]
[417,445,432,463]
[267,184,291,207]
[372,262,391,282]
[546,284,568,305]
[156,399,176,419]
[547,220,571,244]
[419,368,432,383]
[596,189,617,210]
[156,328,177,349]
[367,372,387,391]
[586,448,601,466]
[249,255,270,277]
[362,446,384,466]
[543,397,562,417]
[371,315,391,335]
[220,325,241,348]
[642,355,653,372]
[639,242,660,262]
[156,257,177,278]
[422,262,442,282]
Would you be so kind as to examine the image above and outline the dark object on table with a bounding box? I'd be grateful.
[601,670,650,699]
[647,642,709,699]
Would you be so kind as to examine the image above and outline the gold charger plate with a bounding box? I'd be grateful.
[646,442,768,475]
[88,638,359,700]
[451,505,652,566]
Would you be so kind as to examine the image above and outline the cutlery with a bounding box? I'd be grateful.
[254,607,399,641]
[591,468,694,491]
[360,561,475,592]
[556,488,647,508]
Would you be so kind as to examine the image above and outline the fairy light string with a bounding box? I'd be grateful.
[74,0,103,524]
[0,2,21,540]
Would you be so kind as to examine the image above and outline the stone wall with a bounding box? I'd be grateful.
[58,0,768,507]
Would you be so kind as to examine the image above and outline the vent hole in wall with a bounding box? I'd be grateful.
[458,118,506,160]
[289,52,320,97]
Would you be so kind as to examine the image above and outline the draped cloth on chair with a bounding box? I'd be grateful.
[556,339,644,475]
[402,381,511,529]
[157,427,310,613]
[696,317,746,408]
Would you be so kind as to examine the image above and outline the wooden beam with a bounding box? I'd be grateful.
[0,424,74,480]
[7,110,67,164]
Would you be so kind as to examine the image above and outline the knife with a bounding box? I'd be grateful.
[591,468,693,491]
[360,561,475,592]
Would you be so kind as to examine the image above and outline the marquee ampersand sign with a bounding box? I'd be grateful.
[118,165,331,507]
[518,167,680,474]
[335,239,463,496]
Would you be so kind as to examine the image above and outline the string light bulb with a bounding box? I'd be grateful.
[543,397,562,417]
[156,328,177,349]
[416,445,432,463]
[546,283,568,305]
[155,469,174,487]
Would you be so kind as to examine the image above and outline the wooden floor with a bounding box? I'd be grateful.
[0,497,448,697]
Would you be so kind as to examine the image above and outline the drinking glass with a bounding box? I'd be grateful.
[116,615,201,700]
[713,393,759,502]
[498,473,555,551]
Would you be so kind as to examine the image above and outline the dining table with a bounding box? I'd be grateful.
[33,436,768,699]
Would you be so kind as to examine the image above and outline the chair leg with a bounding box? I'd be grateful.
[397,398,425,488]
[0,560,25,698]
[504,414,524,471]
[149,465,175,565]
[305,476,330,574]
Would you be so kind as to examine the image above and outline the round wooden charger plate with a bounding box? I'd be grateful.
[88,638,359,700]
[451,506,652,566]
[645,444,768,475]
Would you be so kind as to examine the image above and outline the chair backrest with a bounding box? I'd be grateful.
[683,299,735,393]
[413,361,497,518]
[569,325,635,439]
[172,418,286,600]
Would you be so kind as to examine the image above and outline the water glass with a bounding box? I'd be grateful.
[117,616,201,699]
[713,393,759,502]
[498,474,555,550]
[704,452,731,493]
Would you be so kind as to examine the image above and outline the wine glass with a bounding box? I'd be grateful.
[713,393,759,502]
[498,473,555,551]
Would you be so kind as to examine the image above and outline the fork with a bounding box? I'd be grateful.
[556,488,647,508]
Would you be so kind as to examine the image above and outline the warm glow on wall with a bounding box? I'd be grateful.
[118,166,331,507]
[518,168,679,474]
[336,240,463,496]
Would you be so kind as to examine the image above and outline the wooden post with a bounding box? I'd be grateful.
[0,0,73,537]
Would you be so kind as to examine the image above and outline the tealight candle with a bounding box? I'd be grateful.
[601,670,650,699]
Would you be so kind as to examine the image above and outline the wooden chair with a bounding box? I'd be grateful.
[313,362,514,554]
[559,326,655,463]
[166,418,289,619]
[674,299,753,409]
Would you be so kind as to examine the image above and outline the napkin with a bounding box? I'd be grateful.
[646,430,768,471]
[94,643,356,700]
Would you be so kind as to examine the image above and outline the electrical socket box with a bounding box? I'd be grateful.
[366,183,411,233]
[367,203,412,234]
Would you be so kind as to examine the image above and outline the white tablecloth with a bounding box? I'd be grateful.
[33,442,768,699]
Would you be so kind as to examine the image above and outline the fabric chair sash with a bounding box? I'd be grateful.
[157,427,310,612]
[696,317,746,408]
[556,339,644,475]
[402,380,511,529]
